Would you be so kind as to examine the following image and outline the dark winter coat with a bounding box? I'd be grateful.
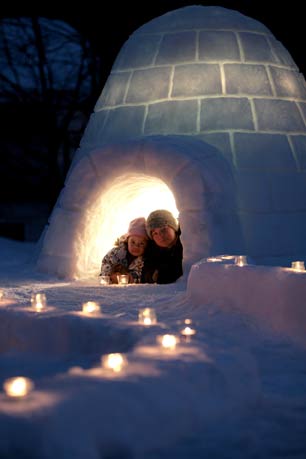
[143,229,183,284]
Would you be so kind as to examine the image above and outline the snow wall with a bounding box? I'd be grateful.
[37,5,306,280]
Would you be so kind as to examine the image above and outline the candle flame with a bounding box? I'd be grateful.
[291,261,305,272]
[160,334,178,350]
[31,293,47,311]
[235,255,247,267]
[138,308,157,325]
[117,275,129,285]
[181,326,196,336]
[3,376,34,398]
[102,353,127,372]
[82,301,101,314]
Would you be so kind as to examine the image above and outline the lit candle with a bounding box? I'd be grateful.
[235,255,247,267]
[82,301,101,314]
[158,334,178,350]
[0,289,3,300]
[117,274,129,285]
[138,307,157,326]
[100,275,110,285]
[3,376,34,398]
[291,261,305,271]
[31,293,47,311]
[101,353,127,372]
[180,326,197,342]
[207,257,222,262]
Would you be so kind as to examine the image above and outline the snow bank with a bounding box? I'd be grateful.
[187,259,306,346]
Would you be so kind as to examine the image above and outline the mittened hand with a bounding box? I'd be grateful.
[110,272,120,284]
[112,264,129,275]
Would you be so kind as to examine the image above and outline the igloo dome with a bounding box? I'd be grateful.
[37,5,306,280]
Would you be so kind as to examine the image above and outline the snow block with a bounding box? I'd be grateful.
[187,260,306,346]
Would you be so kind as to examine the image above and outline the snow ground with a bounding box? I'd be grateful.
[0,237,306,459]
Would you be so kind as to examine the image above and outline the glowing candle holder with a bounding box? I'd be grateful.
[180,326,197,342]
[82,301,101,314]
[117,274,129,285]
[138,307,157,326]
[157,334,179,350]
[207,257,222,262]
[235,255,247,267]
[221,255,236,261]
[31,293,47,311]
[100,275,111,285]
[3,376,34,398]
[101,353,127,373]
[291,261,305,272]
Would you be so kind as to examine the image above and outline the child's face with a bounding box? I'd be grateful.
[127,236,148,256]
[151,225,177,248]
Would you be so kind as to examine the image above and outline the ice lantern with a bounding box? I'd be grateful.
[3,376,34,398]
[36,5,306,281]
[31,293,47,311]
[138,307,157,326]
[101,353,127,373]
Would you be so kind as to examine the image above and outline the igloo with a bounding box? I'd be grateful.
[37,5,306,280]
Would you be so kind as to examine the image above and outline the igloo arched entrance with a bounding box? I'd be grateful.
[37,135,241,280]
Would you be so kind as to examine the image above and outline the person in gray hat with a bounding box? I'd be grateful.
[144,209,183,284]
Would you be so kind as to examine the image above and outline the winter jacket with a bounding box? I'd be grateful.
[143,230,183,284]
[100,240,145,283]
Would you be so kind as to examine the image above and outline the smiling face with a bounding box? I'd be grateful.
[151,225,177,248]
[127,235,148,256]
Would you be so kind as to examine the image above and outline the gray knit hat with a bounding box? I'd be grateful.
[146,210,179,238]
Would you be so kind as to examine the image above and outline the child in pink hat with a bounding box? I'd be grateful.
[100,217,149,284]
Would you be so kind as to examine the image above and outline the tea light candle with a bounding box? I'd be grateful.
[101,353,127,373]
[291,261,305,271]
[157,334,178,350]
[221,255,236,260]
[181,326,197,340]
[31,293,47,311]
[117,274,129,285]
[138,307,157,326]
[82,301,101,314]
[235,255,247,267]
[100,275,110,285]
[3,376,34,398]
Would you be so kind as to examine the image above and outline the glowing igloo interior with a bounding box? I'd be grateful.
[37,5,306,280]
[37,136,239,279]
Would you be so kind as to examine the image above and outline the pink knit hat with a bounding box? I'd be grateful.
[127,217,148,239]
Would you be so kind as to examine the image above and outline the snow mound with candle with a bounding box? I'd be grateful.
[1,237,306,458]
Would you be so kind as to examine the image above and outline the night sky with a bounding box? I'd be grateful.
[1,0,305,80]
[0,0,305,241]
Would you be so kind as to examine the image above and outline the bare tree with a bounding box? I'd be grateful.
[0,17,102,204]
